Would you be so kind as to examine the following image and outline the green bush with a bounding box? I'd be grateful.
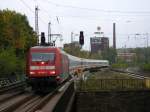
[0,48,26,78]
[111,63,128,69]
[0,49,17,77]
[141,63,150,71]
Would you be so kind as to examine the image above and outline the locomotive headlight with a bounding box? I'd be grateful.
[49,70,55,75]
[30,71,35,74]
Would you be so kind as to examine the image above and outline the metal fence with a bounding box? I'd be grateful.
[76,79,150,91]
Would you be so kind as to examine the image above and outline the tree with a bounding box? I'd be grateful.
[0,9,37,77]
[101,47,117,64]
[0,9,37,56]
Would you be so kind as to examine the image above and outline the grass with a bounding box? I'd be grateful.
[88,69,134,79]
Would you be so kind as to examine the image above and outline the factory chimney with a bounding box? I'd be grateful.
[113,23,116,49]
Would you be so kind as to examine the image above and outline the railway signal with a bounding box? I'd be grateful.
[79,31,84,46]
[41,32,45,45]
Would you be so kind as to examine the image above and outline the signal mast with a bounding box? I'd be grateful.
[35,6,39,45]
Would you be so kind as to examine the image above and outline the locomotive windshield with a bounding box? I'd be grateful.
[31,53,55,62]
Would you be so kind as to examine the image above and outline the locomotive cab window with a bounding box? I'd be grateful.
[31,53,55,62]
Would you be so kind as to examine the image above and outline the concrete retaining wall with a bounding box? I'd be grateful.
[75,90,150,112]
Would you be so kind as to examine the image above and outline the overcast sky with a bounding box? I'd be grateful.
[1,0,150,50]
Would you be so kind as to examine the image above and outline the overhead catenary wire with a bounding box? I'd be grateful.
[18,0,150,24]
[20,0,47,25]
[26,0,150,23]
[33,1,62,25]
[44,0,150,15]
[20,0,34,13]
[32,0,63,27]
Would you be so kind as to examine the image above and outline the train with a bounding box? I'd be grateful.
[26,46,109,91]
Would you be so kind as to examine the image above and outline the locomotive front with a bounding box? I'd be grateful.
[26,46,61,90]
[28,48,56,77]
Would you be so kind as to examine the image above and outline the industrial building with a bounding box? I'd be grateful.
[90,36,109,53]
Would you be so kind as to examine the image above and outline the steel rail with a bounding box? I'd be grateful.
[0,81,26,94]
[0,93,35,112]
[110,69,150,79]
[27,80,73,112]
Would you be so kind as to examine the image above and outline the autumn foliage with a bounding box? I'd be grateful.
[0,9,37,77]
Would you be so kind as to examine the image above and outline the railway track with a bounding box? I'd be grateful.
[0,91,24,103]
[0,79,74,112]
[111,68,150,79]
[0,81,26,94]
[0,91,35,112]
[29,79,74,112]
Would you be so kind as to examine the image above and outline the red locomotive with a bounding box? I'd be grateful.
[26,46,70,90]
